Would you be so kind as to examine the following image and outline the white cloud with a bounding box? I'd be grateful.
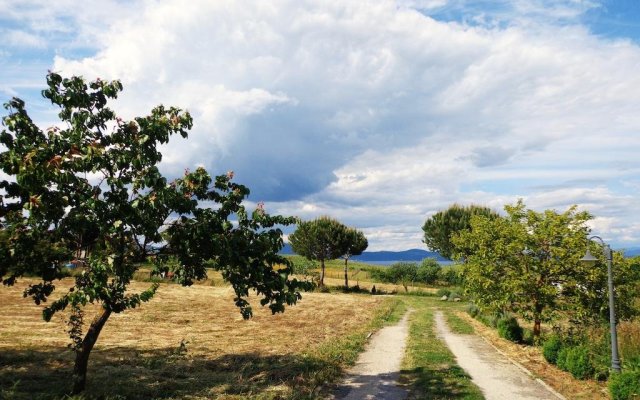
[2,0,640,250]
[3,29,46,48]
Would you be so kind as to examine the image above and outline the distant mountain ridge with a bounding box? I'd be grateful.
[280,243,640,260]
[623,247,640,257]
[352,248,447,262]
[279,243,447,262]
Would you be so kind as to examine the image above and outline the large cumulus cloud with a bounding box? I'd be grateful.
[3,0,640,249]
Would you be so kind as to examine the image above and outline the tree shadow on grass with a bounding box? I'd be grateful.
[330,371,408,399]
[0,345,339,399]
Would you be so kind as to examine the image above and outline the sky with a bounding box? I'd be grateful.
[1,0,640,251]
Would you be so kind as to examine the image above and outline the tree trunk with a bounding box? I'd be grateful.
[344,258,349,288]
[320,259,325,287]
[533,318,541,339]
[72,308,112,394]
[533,302,543,340]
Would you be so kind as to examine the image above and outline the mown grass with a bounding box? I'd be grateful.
[0,278,400,400]
[444,311,475,335]
[399,297,484,399]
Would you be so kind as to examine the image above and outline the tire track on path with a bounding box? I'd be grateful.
[330,310,413,400]
[435,310,562,400]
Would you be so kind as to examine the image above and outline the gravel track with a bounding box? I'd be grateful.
[330,311,412,400]
[435,311,563,400]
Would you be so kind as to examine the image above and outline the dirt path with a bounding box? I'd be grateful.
[330,311,412,400]
[435,311,563,400]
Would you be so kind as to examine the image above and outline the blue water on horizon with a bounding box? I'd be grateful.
[358,260,456,266]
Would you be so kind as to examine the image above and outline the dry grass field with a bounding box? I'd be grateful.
[0,277,399,399]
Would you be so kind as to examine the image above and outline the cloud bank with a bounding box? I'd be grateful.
[2,0,640,250]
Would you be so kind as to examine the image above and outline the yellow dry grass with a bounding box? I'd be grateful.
[618,320,640,362]
[0,277,389,399]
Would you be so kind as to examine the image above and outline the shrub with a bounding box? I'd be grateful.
[370,268,392,283]
[497,316,523,343]
[436,288,451,298]
[593,363,610,381]
[417,258,440,284]
[609,370,640,400]
[438,264,465,285]
[477,314,490,326]
[565,345,595,379]
[292,258,319,282]
[542,335,563,365]
[447,291,462,302]
[623,356,640,372]
[466,304,480,318]
[556,347,570,371]
[477,313,499,328]
[592,349,611,381]
[341,285,369,294]
[522,328,534,346]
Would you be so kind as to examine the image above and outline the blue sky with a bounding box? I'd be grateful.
[1,0,640,251]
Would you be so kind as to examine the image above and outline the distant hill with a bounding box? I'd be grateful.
[352,249,447,262]
[622,247,640,257]
[279,244,446,262]
[281,243,640,260]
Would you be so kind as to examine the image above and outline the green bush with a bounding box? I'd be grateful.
[438,264,465,285]
[436,288,451,298]
[542,335,563,365]
[497,316,523,343]
[447,290,462,301]
[477,313,499,328]
[476,314,490,326]
[466,304,480,318]
[624,356,640,373]
[609,370,640,400]
[565,345,595,379]
[522,328,534,346]
[417,258,440,284]
[556,347,570,371]
[592,350,611,381]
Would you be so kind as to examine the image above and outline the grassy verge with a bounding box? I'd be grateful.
[400,297,484,400]
[312,297,405,395]
[444,311,475,335]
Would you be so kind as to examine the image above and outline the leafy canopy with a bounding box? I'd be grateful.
[417,258,440,285]
[422,204,498,259]
[387,261,418,292]
[1,72,310,318]
[341,228,368,260]
[289,216,349,286]
[289,216,347,262]
[0,72,312,393]
[452,200,640,337]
